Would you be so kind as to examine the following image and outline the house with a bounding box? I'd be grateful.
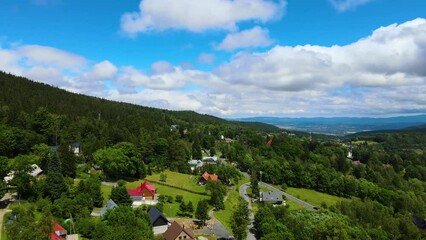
[70,143,81,156]
[4,164,43,184]
[148,207,169,227]
[188,159,203,171]
[128,181,156,200]
[163,221,195,240]
[199,171,218,185]
[259,191,283,204]
[50,222,67,240]
[100,199,118,217]
[412,216,426,229]
[202,156,218,166]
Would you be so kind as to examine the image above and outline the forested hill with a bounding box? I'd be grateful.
[0,71,278,156]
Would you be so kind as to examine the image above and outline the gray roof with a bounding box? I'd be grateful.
[260,191,283,203]
[148,207,168,225]
[100,199,118,217]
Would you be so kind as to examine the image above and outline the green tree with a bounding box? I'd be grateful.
[250,170,259,198]
[195,199,209,224]
[58,144,77,178]
[231,197,250,240]
[187,201,194,213]
[44,171,68,201]
[110,183,132,206]
[192,137,202,160]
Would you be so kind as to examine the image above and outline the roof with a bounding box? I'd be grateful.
[4,164,43,183]
[50,223,67,240]
[163,221,195,240]
[71,143,80,148]
[30,164,43,177]
[201,171,218,182]
[148,207,168,225]
[202,156,218,161]
[413,216,426,229]
[127,181,155,197]
[260,191,283,203]
[100,199,118,217]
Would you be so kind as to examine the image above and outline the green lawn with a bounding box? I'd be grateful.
[129,170,206,194]
[351,140,378,146]
[285,187,351,208]
[214,177,249,233]
[124,171,209,218]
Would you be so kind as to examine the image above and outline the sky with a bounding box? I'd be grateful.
[1,0,426,118]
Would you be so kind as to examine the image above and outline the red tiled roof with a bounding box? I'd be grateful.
[127,181,155,197]
[201,171,218,182]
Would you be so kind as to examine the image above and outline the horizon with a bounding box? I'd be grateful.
[1,0,426,118]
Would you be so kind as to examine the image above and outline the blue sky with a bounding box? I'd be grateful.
[1,0,426,117]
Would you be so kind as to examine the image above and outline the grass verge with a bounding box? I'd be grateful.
[285,187,350,208]
[214,177,249,233]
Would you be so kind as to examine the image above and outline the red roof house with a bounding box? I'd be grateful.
[163,221,195,240]
[50,223,67,240]
[127,181,156,200]
[199,171,218,184]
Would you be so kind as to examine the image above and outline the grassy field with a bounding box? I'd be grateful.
[134,170,207,194]
[214,177,249,232]
[352,140,378,146]
[125,171,209,218]
[285,187,350,208]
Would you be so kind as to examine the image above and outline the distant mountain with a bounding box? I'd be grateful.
[234,115,426,135]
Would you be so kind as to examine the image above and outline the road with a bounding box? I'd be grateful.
[238,183,256,240]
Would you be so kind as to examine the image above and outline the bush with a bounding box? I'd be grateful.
[175,195,183,202]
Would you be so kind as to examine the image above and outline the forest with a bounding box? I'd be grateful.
[0,71,425,239]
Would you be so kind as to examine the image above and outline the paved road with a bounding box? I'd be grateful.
[239,183,256,240]
[258,182,316,210]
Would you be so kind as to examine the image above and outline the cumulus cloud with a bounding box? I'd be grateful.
[18,45,86,70]
[216,26,274,51]
[197,53,216,65]
[329,0,373,12]
[216,18,426,92]
[120,0,285,35]
[1,18,426,117]
[89,60,118,80]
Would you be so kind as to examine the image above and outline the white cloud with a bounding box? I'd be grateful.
[151,61,174,74]
[18,45,86,70]
[89,61,118,80]
[1,18,426,117]
[197,53,216,65]
[216,18,426,92]
[216,26,274,51]
[120,0,285,35]
[329,0,373,12]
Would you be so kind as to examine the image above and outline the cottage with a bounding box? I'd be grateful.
[413,216,426,229]
[148,207,169,227]
[199,171,218,185]
[188,159,203,171]
[100,199,118,217]
[4,164,43,184]
[259,191,283,204]
[128,181,156,200]
[163,221,195,240]
[70,143,81,156]
[50,222,67,240]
